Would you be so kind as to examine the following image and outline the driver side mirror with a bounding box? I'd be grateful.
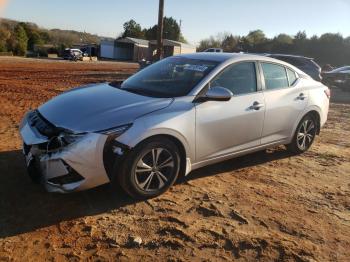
[194,86,232,102]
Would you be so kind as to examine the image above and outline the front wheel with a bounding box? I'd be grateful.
[287,114,317,154]
[117,138,181,199]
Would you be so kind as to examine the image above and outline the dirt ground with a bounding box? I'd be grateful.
[0,57,349,262]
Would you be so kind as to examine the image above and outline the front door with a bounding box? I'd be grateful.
[195,62,265,162]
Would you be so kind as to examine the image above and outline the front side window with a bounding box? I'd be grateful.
[261,63,289,90]
[119,57,218,98]
[210,62,257,95]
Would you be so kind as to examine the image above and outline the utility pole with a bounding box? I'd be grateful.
[156,0,164,60]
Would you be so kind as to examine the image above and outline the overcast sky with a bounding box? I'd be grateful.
[1,0,350,45]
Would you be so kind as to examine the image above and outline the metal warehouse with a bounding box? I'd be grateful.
[100,37,196,62]
[100,37,149,61]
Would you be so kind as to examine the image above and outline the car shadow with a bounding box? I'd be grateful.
[0,147,294,239]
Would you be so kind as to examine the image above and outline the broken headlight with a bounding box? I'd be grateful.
[58,132,86,146]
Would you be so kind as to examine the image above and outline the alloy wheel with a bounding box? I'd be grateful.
[134,148,175,192]
[297,119,316,150]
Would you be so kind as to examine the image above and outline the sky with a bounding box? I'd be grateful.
[1,0,350,45]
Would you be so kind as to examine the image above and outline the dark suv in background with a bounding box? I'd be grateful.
[267,54,322,81]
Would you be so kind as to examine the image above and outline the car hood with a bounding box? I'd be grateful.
[38,83,173,133]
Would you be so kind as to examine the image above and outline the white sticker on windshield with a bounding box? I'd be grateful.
[184,65,208,72]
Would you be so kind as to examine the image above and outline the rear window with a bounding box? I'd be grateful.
[261,63,289,90]
[286,68,298,86]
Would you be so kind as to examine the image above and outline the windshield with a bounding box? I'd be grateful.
[119,57,219,98]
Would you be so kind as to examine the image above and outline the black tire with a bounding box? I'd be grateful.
[287,114,317,154]
[116,137,181,199]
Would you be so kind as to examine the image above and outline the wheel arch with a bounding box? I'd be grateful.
[293,107,322,137]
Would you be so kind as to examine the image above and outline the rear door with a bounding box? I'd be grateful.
[260,62,308,144]
[195,62,265,162]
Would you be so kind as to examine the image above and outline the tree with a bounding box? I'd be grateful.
[295,31,307,41]
[163,17,180,41]
[144,25,157,40]
[241,30,267,52]
[0,26,11,52]
[144,17,181,41]
[272,34,293,53]
[221,34,239,52]
[246,30,266,45]
[122,19,144,38]
[14,24,28,55]
[197,33,240,52]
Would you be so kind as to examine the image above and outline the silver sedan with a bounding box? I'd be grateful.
[19,53,330,199]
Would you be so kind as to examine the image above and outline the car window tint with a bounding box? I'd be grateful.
[210,62,257,95]
[287,68,297,86]
[261,63,289,90]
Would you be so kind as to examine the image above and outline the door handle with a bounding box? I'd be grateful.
[297,93,307,100]
[250,101,264,110]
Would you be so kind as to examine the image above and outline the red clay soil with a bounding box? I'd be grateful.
[0,57,349,261]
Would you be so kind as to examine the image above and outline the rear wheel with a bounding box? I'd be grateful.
[287,114,317,154]
[117,138,180,199]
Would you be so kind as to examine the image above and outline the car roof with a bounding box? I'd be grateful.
[175,52,307,76]
[177,52,280,63]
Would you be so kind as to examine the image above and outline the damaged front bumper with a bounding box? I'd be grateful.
[19,111,111,193]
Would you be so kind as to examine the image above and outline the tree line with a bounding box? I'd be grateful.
[198,30,350,66]
[0,18,101,56]
[1,17,349,66]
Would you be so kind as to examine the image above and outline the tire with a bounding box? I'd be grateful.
[116,137,181,199]
[287,114,317,154]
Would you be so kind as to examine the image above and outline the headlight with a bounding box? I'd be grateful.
[58,132,86,146]
[98,124,132,136]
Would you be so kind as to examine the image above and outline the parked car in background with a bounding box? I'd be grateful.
[267,54,322,82]
[203,48,223,53]
[63,48,85,61]
[19,53,330,199]
[322,66,350,91]
[138,58,152,70]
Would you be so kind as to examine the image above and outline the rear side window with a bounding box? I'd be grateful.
[210,62,257,95]
[286,68,297,86]
[261,63,289,90]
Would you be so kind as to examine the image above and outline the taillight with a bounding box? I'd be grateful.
[324,88,331,99]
